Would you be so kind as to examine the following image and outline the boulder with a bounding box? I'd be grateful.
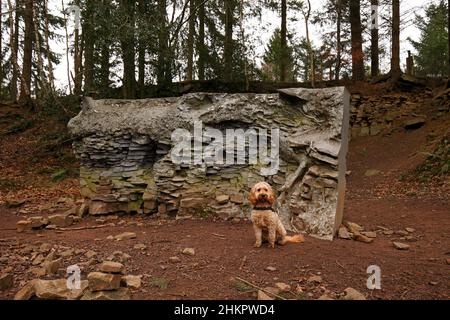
[87,272,122,291]
[99,261,124,274]
[81,287,131,300]
[342,287,366,300]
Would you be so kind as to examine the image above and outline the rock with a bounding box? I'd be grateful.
[114,232,137,241]
[87,272,122,291]
[307,275,322,284]
[0,273,13,291]
[338,226,352,240]
[60,249,74,258]
[265,266,277,272]
[230,194,244,204]
[446,258,450,265]
[78,202,90,217]
[133,243,147,250]
[318,294,334,300]
[81,287,131,300]
[342,287,366,300]
[99,261,124,274]
[43,258,62,275]
[429,281,438,286]
[121,275,142,289]
[35,279,88,299]
[345,221,364,234]
[85,250,97,259]
[16,220,32,232]
[405,228,415,233]
[169,256,181,263]
[48,214,74,227]
[182,248,195,256]
[354,233,374,243]
[393,242,410,250]
[383,230,394,235]
[403,117,426,130]
[274,282,291,292]
[361,231,377,238]
[107,251,131,263]
[5,198,26,208]
[364,169,381,177]
[396,230,409,236]
[257,290,274,300]
[29,216,48,229]
[216,195,230,204]
[14,280,37,300]
[29,267,46,277]
[15,279,88,300]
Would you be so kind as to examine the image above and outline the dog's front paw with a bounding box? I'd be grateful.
[268,243,275,248]
[254,242,262,248]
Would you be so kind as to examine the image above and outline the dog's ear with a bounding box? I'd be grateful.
[267,184,276,205]
[248,185,257,206]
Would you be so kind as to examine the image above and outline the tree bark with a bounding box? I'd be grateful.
[62,0,72,94]
[370,0,379,78]
[120,0,136,99]
[303,0,314,87]
[280,0,287,82]
[391,0,401,80]
[83,0,94,94]
[349,0,364,81]
[186,0,195,80]
[138,0,145,95]
[73,0,82,94]
[33,1,45,94]
[44,0,55,91]
[335,0,341,81]
[224,0,233,82]
[8,0,19,101]
[197,0,206,80]
[157,0,171,88]
[19,0,33,102]
[0,0,3,97]
[100,0,110,94]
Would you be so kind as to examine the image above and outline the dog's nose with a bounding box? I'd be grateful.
[260,194,267,199]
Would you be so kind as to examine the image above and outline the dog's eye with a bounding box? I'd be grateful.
[257,188,261,192]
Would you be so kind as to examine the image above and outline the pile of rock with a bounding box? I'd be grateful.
[16,210,81,232]
[14,260,141,300]
[337,221,376,243]
[350,92,431,138]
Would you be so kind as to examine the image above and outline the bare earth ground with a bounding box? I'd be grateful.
[0,95,449,300]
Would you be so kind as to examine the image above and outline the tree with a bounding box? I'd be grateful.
[224,0,234,82]
[409,0,448,77]
[262,28,294,82]
[120,0,136,99]
[83,0,94,94]
[186,0,195,80]
[370,0,379,78]
[197,0,206,80]
[20,0,33,103]
[349,0,364,81]
[280,0,287,82]
[390,0,401,79]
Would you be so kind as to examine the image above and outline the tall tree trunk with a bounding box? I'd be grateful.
[186,0,195,80]
[349,0,364,81]
[33,1,45,95]
[197,0,206,80]
[20,0,33,102]
[238,0,248,90]
[73,0,82,94]
[224,0,233,82]
[138,0,145,95]
[391,0,401,80]
[157,0,171,88]
[100,0,110,94]
[448,0,450,78]
[303,0,314,87]
[8,0,19,101]
[120,0,136,99]
[0,0,3,97]
[335,0,341,81]
[280,0,287,82]
[83,0,94,94]
[62,0,72,94]
[370,0,379,78]
[44,0,54,91]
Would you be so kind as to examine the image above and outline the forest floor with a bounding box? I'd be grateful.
[0,88,449,300]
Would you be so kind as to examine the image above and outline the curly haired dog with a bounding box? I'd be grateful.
[249,182,304,248]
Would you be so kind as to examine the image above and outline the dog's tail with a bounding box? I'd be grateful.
[284,234,305,244]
